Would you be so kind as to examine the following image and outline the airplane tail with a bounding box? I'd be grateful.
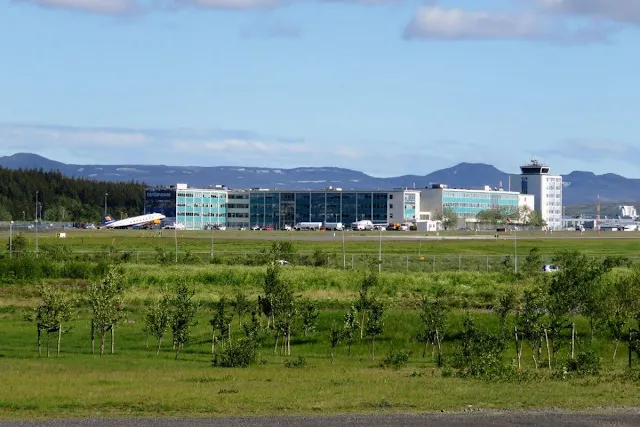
[102,214,116,225]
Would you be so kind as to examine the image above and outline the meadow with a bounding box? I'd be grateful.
[2,230,640,419]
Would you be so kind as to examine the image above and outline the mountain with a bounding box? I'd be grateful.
[1,153,638,207]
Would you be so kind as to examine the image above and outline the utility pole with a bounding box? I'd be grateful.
[342,225,346,269]
[210,224,214,260]
[9,220,14,259]
[514,223,517,275]
[104,193,108,216]
[35,191,39,257]
[378,227,382,274]
[174,224,178,263]
[596,194,601,237]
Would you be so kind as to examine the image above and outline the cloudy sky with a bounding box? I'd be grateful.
[0,0,638,177]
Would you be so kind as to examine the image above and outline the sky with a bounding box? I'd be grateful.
[0,0,638,177]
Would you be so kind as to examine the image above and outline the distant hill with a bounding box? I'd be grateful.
[1,153,638,207]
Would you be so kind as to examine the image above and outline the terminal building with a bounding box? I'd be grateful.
[146,186,419,230]
[142,159,564,231]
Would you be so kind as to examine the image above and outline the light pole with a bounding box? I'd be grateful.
[378,227,382,274]
[174,224,178,263]
[9,220,14,259]
[104,193,108,216]
[35,191,39,257]
[514,225,518,275]
[342,225,346,269]
[211,224,215,260]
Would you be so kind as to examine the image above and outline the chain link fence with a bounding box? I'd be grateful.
[5,249,635,273]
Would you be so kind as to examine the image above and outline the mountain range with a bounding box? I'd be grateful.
[0,153,637,206]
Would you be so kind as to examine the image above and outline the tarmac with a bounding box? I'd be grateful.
[2,412,640,427]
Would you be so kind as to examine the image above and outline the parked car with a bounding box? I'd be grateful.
[542,264,560,273]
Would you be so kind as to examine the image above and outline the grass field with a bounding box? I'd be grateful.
[2,305,640,419]
[2,231,640,419]
[4,229,640,256]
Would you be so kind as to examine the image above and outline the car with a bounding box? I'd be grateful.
[277,260,291,266]
[542,264,560,273]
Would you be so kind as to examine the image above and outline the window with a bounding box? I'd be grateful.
[389,204,393,209]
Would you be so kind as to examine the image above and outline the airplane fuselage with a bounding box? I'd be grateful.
[103,213,166,229]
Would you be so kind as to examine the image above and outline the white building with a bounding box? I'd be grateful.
[519,160,563,230]
[617,205,637,219]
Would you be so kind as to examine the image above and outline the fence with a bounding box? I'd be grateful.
[3,249,636,273]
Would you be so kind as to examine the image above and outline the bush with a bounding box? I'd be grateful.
[565,349,601,377]
[383,347,411,369]
[284,356,307,368]
[212,338,257,368]
[453,314,510,380]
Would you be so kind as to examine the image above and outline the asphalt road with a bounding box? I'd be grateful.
[2,412,640,427]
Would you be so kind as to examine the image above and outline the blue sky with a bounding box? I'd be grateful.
[0,0,638,177]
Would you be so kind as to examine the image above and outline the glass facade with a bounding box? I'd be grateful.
[144,189,177,218]
[176,189,227,230]
[403,192,416,221]
[243,190,396,229]
[442,190,519,219]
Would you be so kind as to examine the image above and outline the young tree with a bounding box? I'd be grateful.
[356,270,378,339]
[88,267,127,356]
[211,295,233,352]
[231,292,252,328]
[298,299,320,337]
[329,322,342,365]
[516,287,546,369]
[496,289,517,335]
[144,292,171,355]
[528,211,546,227]
[522,247,543,275]
[366,299,385,360]
[437,207,459,230]
[8,232,27,257]
[169,283,199,360]
[342,306,360,356]
[417,295,447,364]
[604,270,640,360]
[26,284,74,357]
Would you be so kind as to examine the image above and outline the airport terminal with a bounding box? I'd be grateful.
[143,160,565,231]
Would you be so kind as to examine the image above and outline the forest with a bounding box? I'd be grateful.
[0,167,146,222]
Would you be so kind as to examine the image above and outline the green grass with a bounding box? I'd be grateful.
[1,306,640,419]
[3,232,640,418]
[5,229,640,256]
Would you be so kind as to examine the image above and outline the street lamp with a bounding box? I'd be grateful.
[210,223,214,260]
[9,220,14,259]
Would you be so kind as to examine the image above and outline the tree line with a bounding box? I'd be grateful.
[23,244,640,379]
[0,167,146,222]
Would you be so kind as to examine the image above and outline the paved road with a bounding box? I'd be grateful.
[2,412,640,427]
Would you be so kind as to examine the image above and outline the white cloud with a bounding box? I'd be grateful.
[405,6,545,40]
[177,0,283,10]
[404,4,614,42]
[540,0,640,26]
[16,0,136,14]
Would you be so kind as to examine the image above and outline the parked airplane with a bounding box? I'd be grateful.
[101,213,166,229]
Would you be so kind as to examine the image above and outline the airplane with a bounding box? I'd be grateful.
[101,213,166,229]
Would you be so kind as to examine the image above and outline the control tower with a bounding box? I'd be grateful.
[520,160,563,230]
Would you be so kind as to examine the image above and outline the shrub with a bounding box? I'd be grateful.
[212,338,257,368]
[565,349,601,377]
[284,356,307,368]
[383,347,411,369]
